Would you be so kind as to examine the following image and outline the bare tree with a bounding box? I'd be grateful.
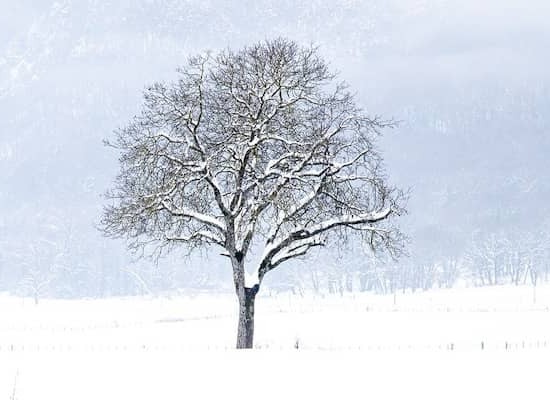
[101,38,405,348]
[465,232,506,286]
[18,238,66,304]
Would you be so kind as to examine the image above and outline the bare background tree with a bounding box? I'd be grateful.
[101,38,405,348]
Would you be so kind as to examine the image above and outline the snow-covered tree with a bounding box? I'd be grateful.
[101,38,405,348]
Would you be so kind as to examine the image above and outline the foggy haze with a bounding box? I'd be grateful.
[1,0,549,298]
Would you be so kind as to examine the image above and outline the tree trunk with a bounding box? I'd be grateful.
[236,285,259,349]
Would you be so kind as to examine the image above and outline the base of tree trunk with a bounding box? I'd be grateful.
[236,285,259,349]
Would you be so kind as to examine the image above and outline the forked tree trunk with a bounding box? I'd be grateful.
[236,285,259,349]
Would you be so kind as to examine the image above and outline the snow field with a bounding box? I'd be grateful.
[1,284,550,399]
[2,349,549,400]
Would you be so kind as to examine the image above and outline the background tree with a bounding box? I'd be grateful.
[101,38,405,348]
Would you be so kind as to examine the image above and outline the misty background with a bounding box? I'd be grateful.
[1,0,549,299]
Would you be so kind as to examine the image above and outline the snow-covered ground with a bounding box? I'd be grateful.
[1,285,549,399]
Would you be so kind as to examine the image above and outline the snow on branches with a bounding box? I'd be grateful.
[101,37,405,294]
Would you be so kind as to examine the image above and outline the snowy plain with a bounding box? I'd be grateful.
[1,285,549,399]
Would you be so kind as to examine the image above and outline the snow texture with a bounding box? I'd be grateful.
[1,285,550,399]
